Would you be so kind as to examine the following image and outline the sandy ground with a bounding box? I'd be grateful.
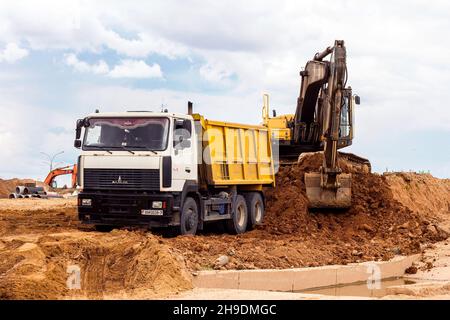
[171,241,450,300]
[0,153,449,299]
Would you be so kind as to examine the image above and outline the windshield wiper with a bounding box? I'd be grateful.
[127,145,157,155]
[92,146,112,154]
[120,146,135,154]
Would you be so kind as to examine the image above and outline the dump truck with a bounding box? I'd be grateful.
[74,104,275,235]
[262,40,370,209]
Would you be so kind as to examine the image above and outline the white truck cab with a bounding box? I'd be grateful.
[75,106,274,235]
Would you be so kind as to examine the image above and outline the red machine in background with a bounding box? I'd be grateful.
[44,164,78,188]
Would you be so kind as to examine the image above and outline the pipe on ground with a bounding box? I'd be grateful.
[23,186,45,195]
[15,186,26,194]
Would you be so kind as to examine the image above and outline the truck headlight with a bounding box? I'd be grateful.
[152,201,163,209]
[81,198,92,206]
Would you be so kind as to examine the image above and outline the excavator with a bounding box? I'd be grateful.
[44,164,78,188]
[263,40,370,209]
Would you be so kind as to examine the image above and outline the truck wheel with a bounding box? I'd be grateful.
[226,195,248,234]
[245,192,264,229]
[94,225,114,232]
[180,197,199,235]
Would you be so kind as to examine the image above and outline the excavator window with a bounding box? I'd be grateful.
[339,96,351,138]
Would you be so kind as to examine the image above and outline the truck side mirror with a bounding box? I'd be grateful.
[74,139,82,148]
[354,95,360,105]
[76,119,83,139]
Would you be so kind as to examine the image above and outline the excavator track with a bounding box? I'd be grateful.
[278,151,371,173]
[338,152,372,173]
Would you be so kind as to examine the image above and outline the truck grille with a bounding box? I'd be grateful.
[83,169,160,190]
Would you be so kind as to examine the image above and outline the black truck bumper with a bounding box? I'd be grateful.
[78,191,180,228]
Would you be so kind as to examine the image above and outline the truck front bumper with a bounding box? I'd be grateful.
[78,191,180,227]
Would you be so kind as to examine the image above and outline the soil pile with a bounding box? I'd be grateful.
[263,152,448,248]
[0,179,34,198]
[0,178,48,198]
[0,230,192,299]
[166,153,448,271]
[0,199,78,237]
[1,152,449,298]
[384,172,450,217]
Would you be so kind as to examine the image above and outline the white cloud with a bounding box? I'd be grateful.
[0,87,74,180]
[64,54,163,79]
[0,43,28,63]
[199,60,234,83]
[101,31,189,59]
[108,59,163,79]
[64,53,109,74]
[0,1,449,178]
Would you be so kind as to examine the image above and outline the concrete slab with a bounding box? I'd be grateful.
[374,255,420,279]
[192,270,239,289]
[293,266,338,291]
[238,269,295,291]
[336,264,368,285]
[192,255,421,292]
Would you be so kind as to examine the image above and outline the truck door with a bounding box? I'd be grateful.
[171,118,197,191]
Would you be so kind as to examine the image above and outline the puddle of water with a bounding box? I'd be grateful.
[298,278,416,298]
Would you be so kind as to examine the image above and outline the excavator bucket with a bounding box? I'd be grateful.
[304,173,352,209]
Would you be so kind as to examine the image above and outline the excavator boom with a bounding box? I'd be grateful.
[303,40,353,209]
[44,164,78,188]
[263,40,362,209]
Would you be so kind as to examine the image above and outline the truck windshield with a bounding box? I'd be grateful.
[83,117,170,151]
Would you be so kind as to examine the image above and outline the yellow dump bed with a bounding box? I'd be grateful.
[193,114,275,188]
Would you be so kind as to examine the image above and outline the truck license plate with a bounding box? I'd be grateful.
[141,209,163,216]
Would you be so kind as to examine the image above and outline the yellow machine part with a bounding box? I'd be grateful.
[265,115,293,142]
[193,114,275,187]
[261,93,293,143]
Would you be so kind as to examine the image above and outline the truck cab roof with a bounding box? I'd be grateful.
[85,111,193,120]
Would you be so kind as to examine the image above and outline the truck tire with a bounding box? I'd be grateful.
[226,195,248,234]
[245,192,264,229]
[180,197,199,235]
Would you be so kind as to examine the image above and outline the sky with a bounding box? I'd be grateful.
[0,0,449,185]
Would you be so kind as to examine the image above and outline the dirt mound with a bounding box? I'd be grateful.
[384,172,450,217]
[1,152,448,298]
[0,199,78,237]
[0,230,192,299]
[262,152,448,256]
[166,153,448,271]
[0,178,48,198]
[0,178,34,198]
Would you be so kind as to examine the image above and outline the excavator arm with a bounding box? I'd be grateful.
[262,40,362,208]
[44,164,78,188]
[303,40,352,209]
